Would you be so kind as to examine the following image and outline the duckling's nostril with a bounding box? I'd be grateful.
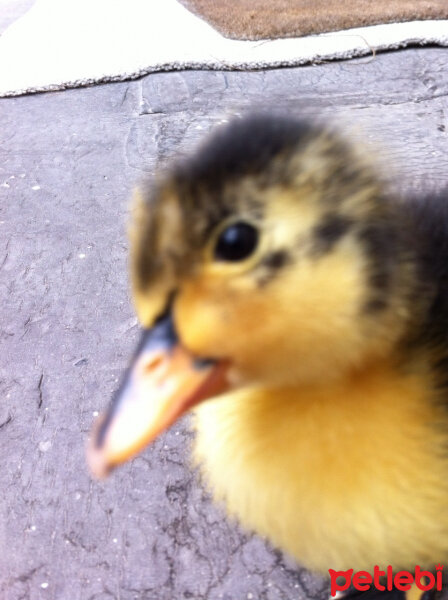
[194,357,217,370]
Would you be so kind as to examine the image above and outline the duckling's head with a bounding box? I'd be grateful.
[131,115,412,385]
[89,114,415,476]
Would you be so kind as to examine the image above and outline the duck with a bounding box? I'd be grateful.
[87,114,448,595]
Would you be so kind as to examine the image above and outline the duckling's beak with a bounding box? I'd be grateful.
[87,313,229,478]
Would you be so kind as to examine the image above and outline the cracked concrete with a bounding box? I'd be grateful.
[1,47,448,599]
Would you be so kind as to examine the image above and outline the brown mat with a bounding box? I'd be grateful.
[179,0,448,41]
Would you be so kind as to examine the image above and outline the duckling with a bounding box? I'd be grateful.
[88,114,448,592]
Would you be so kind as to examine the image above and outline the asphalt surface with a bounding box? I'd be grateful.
[1,47,448,600]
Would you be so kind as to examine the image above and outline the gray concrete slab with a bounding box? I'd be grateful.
[1,48,448,600]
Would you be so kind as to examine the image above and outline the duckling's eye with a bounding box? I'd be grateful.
[214,222,259,262]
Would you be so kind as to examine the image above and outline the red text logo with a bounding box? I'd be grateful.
[329,565,443,596]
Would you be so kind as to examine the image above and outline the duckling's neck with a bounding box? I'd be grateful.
[193,361,448,573]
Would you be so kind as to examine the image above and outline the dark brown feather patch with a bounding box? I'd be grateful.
[311,214,353,256]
